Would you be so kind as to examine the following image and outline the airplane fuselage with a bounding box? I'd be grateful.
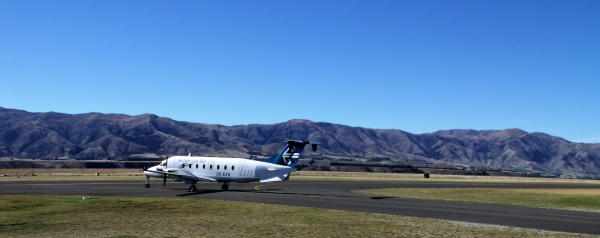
[142,140,314,191]
[144,156,296,183]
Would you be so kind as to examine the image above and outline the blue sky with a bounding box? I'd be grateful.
[1,0,599,143]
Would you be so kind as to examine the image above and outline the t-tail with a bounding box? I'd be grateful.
[267,140,318,168]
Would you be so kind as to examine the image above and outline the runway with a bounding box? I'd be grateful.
[2,180,600,235]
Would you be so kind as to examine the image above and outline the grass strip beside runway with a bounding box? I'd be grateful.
[355,188,600,211]
[0,169,146,182]
[291,172,600,184]
[0,195,592,238]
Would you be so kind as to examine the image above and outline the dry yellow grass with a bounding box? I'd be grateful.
[2,169,599,185]
[0,195,593,238]
[0,169,146,182]
[0,168,142,175]
[291,171,600,185]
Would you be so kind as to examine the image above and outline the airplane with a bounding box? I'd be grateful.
[142,140,318,192]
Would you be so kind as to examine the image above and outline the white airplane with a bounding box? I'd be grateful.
[143,140,318,192]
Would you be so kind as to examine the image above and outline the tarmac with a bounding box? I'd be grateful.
[2,180,600,235]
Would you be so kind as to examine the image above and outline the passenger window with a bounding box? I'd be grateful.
[217,165,220,170]
[224,165,227,170]
[203,164,206,169]
[189,164,192,169]
[232,166,235,171]
[210,165,213,169]
[196,164,198,169]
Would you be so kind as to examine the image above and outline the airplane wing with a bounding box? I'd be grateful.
[149,169,217,182]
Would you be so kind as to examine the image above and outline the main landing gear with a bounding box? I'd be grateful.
[145,176,150,188]
[221,183,229,191]
[188,180,198,192]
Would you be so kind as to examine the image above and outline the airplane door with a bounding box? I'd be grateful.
[240,166,249,178]
[239,166,247,178]
[245,168,251,178]
[243,166,250,178]
[249,167,257,178]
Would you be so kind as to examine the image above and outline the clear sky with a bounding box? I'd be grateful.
[1,0,599,143]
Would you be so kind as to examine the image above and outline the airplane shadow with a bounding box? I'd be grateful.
[162,186,390,200]
[370,196,394,200]
[175,188,371,199]
[176,189,229,196]
[176,189,285,196]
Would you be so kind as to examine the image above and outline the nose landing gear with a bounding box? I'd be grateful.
[188,180,198,192]
[145,176,150,188]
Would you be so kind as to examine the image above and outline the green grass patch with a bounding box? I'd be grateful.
[355,188,600,211]
[0,195,594,237]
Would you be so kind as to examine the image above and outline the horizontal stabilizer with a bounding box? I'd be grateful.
[260,174,287,182]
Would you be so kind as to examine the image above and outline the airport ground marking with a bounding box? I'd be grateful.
[255,185,266,190]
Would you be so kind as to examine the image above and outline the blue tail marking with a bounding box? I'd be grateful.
[258,140,313,168]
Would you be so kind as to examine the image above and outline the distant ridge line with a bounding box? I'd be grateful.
[0,106,599,178]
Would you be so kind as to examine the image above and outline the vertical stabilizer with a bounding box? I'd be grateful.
[265,140,318,168]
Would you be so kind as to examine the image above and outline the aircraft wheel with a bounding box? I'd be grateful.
[189,185,197,192]
[221,184,229,191]
[145,184,150,188]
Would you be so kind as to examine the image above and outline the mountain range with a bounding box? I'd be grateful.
[1,106,599,178]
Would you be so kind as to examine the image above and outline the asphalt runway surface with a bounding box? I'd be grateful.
[3,180,600,235]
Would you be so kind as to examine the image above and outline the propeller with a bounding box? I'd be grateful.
[163,157,169,186]
[143,162,148,171]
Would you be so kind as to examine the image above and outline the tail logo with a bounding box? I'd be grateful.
[283,152,300,165]
[271,140,315,167]
[283,145,300,165]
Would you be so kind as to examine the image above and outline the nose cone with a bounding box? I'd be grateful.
[144,166,163,178]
